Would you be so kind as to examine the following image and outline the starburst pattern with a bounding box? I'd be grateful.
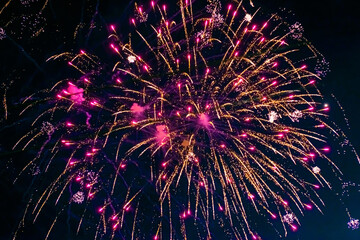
[11,0,359,239]
[315,57,330,77]
[72,191,85,204]
[283,213,296,224]
[289,22,304,40]
[312,166,321,174]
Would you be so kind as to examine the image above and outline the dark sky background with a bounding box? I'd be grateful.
[1,0,360,239]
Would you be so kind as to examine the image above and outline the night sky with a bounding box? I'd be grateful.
[1,0,360,239]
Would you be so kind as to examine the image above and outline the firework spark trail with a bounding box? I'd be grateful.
[12,0,359,239]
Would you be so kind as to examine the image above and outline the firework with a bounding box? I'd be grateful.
[347,218,360,230]
[12,0,359,239]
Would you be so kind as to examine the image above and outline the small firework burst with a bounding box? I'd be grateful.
[211,12,225,27]
[347,218,360,230]
[341,181,360,198]
[206,0,222,13]
[41,122,55,136]
[289,110,303,122]
[134,5,148,23]
[127,55,137,63]
[244,13,252,22]
[289,22,304,40]
[19,13,46,39]
[85,171,98,184]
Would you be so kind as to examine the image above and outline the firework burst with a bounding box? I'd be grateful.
[11,0,359,239]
